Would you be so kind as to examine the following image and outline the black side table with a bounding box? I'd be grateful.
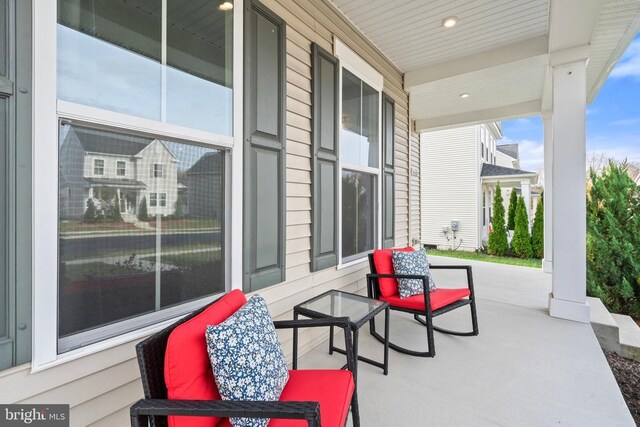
[292,290,390,382]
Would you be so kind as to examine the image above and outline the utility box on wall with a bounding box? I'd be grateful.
[451,220,460,231]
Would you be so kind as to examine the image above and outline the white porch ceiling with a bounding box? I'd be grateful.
[328,0,640,130]
[330,0,550,72]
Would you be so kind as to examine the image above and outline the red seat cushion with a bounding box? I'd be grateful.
[216,370,354,427]
[372,247,414,297]
[165,289,247,427]
[380,288,471,311]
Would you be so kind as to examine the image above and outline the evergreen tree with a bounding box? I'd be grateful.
[84,198,97,222]
[587,161,640,317]
[531,193,544,258]
[138,196,149,221]
[174,199,184,218]
[511,196,533,258]
[507,189,518,230]
[111,196,121,222]
[487,182,508,256]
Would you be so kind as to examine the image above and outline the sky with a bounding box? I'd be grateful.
[502,34,640,172]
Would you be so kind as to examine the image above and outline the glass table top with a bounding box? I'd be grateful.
[296,290,385,322]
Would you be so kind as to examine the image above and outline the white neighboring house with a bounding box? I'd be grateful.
[420,123,538,251]
[627,164,640,185]
[60,125,180,219]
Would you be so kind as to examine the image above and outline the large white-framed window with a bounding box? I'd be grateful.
[334,39,384,265]
[33,0,244,370]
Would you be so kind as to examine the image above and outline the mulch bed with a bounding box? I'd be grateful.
[604,349,640,425]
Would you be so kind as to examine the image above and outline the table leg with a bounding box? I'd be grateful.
[329,325,334,355]
[293,312,299,370]
[384,306,390,375]
[352,328,359,385]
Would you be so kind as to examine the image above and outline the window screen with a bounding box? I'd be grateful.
[58,123,226,351]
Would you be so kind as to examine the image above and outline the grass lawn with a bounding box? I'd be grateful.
[427,249,542,268]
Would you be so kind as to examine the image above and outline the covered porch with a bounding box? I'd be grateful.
[330,0,640,324]
[296,256,634,425]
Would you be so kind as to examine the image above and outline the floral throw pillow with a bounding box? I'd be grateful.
[205,295,289,427]
[392,249,437,298]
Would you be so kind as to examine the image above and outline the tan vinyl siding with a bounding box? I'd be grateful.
[0,1,412,424]
[421,126,479,251]
[409,129,421,245]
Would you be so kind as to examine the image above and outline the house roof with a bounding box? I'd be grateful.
[481,163,535,178]
[186,151,225,174]
[496,144,519,160]
[70,126,151,156]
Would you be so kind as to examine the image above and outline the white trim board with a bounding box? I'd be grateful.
[333,37,384,91]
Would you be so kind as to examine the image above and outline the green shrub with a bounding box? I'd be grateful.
[84,198,97,222]
[110,196,121,222]
[138,196,149,221]
[487,182,508,256]
[587,161,640,317]
[507,189,518,230]
[531,193,544,259]
[511,196,533,258]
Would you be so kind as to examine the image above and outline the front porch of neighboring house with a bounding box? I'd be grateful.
[480,164,538,244]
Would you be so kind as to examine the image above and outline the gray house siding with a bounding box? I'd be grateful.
[0,1,416,425]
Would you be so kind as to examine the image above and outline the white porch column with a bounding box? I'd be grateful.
[520,180,531,228]
[542,111,553,273]
[548,55,590,323]
[484,186,490,238]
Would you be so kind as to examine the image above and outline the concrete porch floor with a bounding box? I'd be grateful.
[296,256,634,426]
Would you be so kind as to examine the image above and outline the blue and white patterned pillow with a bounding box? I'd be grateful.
[392,249,437,298]
[205,295,289,427]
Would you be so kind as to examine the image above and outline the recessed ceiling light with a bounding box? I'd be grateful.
[460,93,470,98]
[219,1,233,11]
[442,16,458,28]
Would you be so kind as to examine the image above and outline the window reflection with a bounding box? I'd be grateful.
[341,69,379,168]
[58,124,225,340]
[57,0,233,135]
[342,170,376,258]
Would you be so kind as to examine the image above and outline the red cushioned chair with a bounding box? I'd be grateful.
[367,248,479,357]
[130,290,360,427]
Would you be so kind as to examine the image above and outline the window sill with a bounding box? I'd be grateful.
[337,256,369,270]
[31,316,181,373]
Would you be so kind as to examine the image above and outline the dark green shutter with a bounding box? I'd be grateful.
[243,0,286,291]
[310,44,339,271]
[382,94,395,248]
[0,0,32,370]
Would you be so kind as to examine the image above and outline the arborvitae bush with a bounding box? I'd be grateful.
[138,196,149,221]
[487,182,508,256]
[587,161,640,317]
[84,198,97,222]
[511,196,533,258]
[531,193,544,259]
[111,197,121,222]
[507,189,518,231]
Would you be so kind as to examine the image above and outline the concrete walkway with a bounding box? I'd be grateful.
[297,256,634,426]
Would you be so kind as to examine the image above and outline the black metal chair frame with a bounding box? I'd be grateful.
[130,293,361,427]
[366,254,479,358]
